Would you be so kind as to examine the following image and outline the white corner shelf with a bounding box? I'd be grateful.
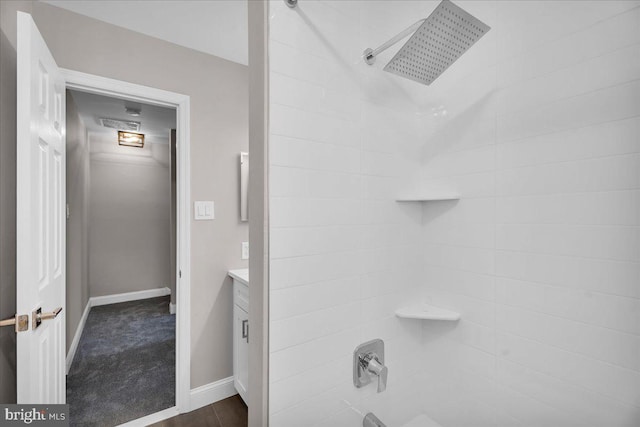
[395,185,460,202]
[395,303,461,321]
[396,193,460,202]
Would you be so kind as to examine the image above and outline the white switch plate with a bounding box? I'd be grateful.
[241,242,249,260]
[194,201,214,220]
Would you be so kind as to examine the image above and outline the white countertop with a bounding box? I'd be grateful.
[228,269,249,285]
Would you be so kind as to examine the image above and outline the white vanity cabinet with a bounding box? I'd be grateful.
[229,269,249,404]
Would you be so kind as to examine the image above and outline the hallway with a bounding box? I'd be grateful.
[67,296,175,426]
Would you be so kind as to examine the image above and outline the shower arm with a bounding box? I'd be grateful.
[363,19,426,65]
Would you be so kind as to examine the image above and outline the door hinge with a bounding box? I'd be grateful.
[179,270,182,278]
[0,314,29,332]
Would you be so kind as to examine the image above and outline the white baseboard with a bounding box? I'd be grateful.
[189,376,236,412]
[67,287,172,373]
[169,302,176,314]
[116,406,179,427]
[66,300,91,374]
[90,287,171,307]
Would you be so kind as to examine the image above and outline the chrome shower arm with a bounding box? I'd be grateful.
[363,19,426,65]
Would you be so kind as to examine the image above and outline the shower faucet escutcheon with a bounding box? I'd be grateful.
[354,339,388,393]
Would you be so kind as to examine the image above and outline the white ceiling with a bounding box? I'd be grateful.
[42,0,248,65]
[69,89,176,142]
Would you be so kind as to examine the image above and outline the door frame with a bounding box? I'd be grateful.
[61,69,192,419]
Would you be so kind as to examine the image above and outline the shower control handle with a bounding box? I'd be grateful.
[360,352,387,393]
[354,339,387,392]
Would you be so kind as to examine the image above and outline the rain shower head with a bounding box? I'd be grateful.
[364,0,490,86]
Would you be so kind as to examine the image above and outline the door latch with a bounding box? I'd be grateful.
[32,307,62,330]
[0,314,29,332]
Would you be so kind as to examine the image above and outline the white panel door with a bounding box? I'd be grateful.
[16,11,66,404]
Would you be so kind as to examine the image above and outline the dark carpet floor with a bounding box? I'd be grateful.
[67,296,175,426]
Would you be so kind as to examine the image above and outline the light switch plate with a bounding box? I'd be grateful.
[194,201,214,220]
[241,242,249,260]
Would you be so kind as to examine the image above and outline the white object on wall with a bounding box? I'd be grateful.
[194,201,214,220]
[241,242,249,260]
[240,152,249,222]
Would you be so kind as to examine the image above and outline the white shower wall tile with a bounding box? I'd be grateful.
[495,155,639,196]
[270,276,361,322]
[270,104,361,147]
[270,326,361,383]
[494,1,640,63]
[496,332,640,407]
[422,145,496,179]
[423,316,497,355]
[269,0,363,64]
[495,276,640,335]
[270,225,361,259]
[496,81,640,143]
[269,1,640,426]
[495,43,640,116]
[495,117,640,169]
[270,135,362,174]
[424,266,496,302]
[269,1,424,423]
[496,358,640,427]
[495,250,640,299]
[417,2,640,425]
[269,355,353,415]
[270,250,362,290]
[270,382,360,427]
[495,223,638,261]
[497,6,640,88]
[271,72,362,121]
[496,192,639,226]
[496,305,640,372]
[270,301,361,353]
[423,243,496,275]
[490,383,577,427]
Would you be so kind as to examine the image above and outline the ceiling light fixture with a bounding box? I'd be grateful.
[118,131,145,148]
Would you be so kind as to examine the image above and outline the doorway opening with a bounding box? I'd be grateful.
[61,69,192,426]
[65,88,177,425]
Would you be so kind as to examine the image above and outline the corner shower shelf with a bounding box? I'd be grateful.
[395,185,460,202]
[395,303,461,321]
[396,192,460,202]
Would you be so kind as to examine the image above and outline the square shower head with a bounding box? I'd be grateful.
[384,0,491,86]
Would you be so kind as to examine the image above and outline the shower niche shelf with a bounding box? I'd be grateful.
[396,192,460,202]
[395,303,461,321]
[395,185,460,202]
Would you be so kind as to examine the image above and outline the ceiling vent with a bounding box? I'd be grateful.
[99,118,141,132]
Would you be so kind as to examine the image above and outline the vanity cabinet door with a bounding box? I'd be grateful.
[233,303,249,404]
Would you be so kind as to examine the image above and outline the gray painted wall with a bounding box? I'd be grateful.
[88,136,171,298]
[0,0,249,399]
[65,91,90,353]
